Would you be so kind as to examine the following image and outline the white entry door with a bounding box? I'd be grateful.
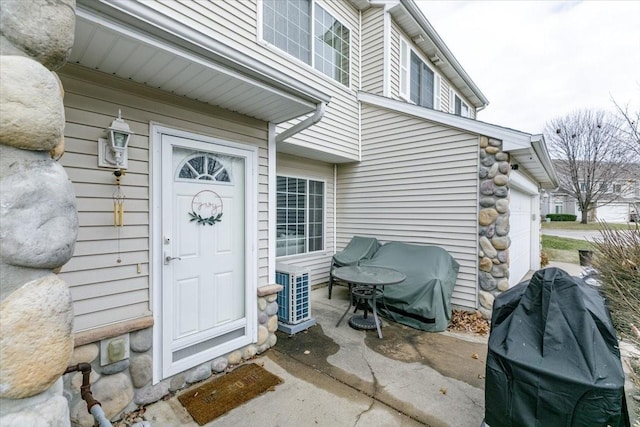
[157,130,257,378]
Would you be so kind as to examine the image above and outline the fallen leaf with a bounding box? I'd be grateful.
[448,310,490,335]
[471,353,479,359]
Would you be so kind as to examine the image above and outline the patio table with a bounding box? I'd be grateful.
[333,265,405,339]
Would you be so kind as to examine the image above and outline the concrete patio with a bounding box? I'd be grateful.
[144,284,489,426]
[142,261,611,427]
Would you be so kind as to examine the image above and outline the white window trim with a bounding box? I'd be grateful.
[434,74,441,111]
[399,38,410,100]
[399,35,440,108]
[450,89,470,118]
[276,175,327,258]
[258,0,352,89]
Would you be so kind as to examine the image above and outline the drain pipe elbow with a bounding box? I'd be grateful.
[275,102,326,144]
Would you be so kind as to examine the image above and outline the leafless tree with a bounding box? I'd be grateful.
[544,109,633,224]
[612,96,640,157]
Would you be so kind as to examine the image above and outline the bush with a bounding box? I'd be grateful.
[591,222,640,347]
[545,214,577,222]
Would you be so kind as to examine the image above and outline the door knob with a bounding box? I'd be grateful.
[164,255,182,264]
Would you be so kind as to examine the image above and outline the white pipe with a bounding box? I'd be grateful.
[275,102,326,144]
[90,405,113,427]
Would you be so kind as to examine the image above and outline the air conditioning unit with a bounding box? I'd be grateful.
[275,262,316,334]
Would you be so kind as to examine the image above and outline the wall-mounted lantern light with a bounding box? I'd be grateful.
[98,109,133,169]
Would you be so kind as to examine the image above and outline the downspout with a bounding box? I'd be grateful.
[269,102,327,281]
[275,102,326,144]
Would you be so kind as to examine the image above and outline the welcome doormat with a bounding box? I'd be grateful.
[177,363,283,425]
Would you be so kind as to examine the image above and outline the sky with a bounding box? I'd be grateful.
[416,0,640,135]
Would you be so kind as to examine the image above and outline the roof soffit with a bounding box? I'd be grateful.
[72,0,330,124]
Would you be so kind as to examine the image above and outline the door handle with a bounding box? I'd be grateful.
[164,255,182,265]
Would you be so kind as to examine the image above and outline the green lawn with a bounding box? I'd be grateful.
[542,221,636,231]
[541,235,595,264]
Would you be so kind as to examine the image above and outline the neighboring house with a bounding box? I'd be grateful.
[542,162,640,223]
[54,0,557,422]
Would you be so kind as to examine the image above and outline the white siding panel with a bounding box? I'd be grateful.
[440,78,451,113]
[361,7,385,94]
[337,104,479,308]
[276,153,335,286]
[389,21,402,99]
[58,69,268,332]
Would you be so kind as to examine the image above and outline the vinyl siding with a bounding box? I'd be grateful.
[439,76,451,113]
[361,6,385,94]
[142,0,361,161]
[337,104,479,308]
[58,66,269,332]
[276,153,335,285]
[389,20,402,100]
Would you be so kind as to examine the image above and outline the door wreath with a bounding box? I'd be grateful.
[189,190,223,226]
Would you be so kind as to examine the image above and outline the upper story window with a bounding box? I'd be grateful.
[262,0,350,86]
[400,38,440,109]
[410,52,434,108]
[453,94,470,117]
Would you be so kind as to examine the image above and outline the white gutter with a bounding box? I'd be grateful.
[275,102,327,144]
[530,134,560,188]
[358,91,559,188]
[358,91,530,148]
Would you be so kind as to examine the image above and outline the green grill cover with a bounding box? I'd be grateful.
[332,236,380,267]
[360,242,459,332]
[485,268,627,427]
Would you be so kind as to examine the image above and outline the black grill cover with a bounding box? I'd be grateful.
[485,268,626,427]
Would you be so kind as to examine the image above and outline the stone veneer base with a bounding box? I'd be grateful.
[64,284,284,427]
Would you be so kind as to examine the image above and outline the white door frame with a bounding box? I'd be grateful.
[150,123,258,383]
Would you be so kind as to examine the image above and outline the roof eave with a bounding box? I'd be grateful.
[398,0,489,109]
[358,92,558,188]
[74,0,330,123]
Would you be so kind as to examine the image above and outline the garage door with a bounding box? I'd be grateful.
[509,189,533,286]
[595,203,629,223]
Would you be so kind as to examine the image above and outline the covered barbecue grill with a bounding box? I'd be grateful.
[485,267,628,427]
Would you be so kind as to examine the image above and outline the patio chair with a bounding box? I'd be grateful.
[328,236,379,299]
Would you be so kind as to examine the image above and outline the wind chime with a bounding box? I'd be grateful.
[113,169,125,263]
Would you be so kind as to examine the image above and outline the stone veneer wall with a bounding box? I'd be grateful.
[64,284,282,426]
[477,136,511,318]
[0,0,78,425]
